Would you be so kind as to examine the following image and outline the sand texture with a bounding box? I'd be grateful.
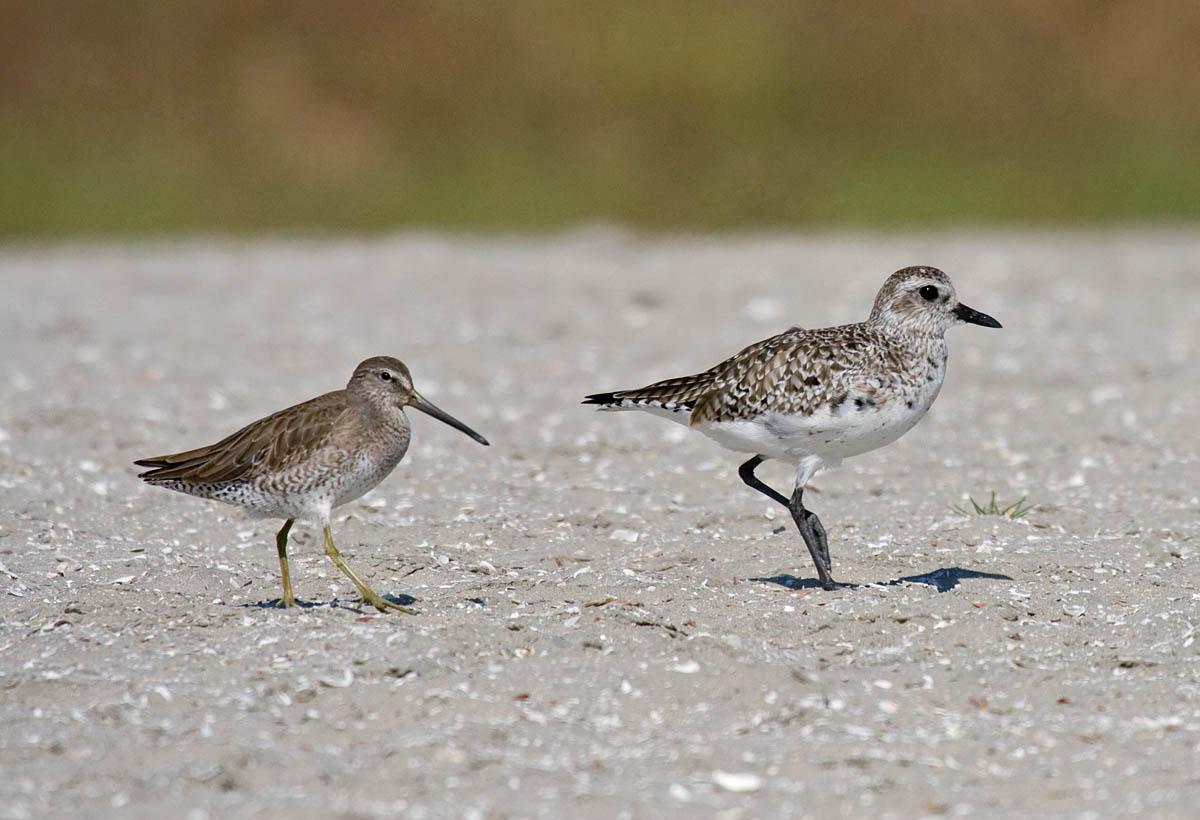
[1,232,1198,818]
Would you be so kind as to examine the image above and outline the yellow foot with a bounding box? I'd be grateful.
[269,595,297,609]
[358,592,417,615]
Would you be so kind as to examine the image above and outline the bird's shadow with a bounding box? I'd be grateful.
[753,566,1012,593]
[243,593,418,612]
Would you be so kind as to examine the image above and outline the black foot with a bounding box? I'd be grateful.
[738,456,839,591]
[788,489,835,589]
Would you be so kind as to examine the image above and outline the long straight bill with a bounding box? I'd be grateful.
[409,391,490,445]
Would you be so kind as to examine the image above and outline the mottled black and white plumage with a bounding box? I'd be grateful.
[584,266,1001,589]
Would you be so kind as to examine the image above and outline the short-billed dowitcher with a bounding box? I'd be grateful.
[136,356,489,612]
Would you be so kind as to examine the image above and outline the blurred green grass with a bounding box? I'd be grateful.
[3,1,1199,235]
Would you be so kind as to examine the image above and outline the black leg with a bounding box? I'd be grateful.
[738,455,790,506]
[739,456,836,590]
[788,487,837,591]
[808,510,831,571]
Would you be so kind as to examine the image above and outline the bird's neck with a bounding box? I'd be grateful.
[868,314,946,345]
[356,398,409,434]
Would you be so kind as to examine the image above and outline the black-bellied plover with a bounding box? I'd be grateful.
[135,356,489,612]
[584,266,1000,590]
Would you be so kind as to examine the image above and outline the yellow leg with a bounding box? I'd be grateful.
[322,525,416,615]
[274,519,297,608]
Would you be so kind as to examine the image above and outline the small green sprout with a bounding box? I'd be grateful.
[952,491,1033,519]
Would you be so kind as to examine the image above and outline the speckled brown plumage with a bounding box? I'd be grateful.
[586,268,970,426]
[136,356,489,612]
[596,322,938,424]
[135,389,358,486]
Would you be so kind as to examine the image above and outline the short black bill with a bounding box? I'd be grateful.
[953,302,1002,328]
[409,391,490,445]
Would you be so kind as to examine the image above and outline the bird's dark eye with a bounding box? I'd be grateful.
[919,285,939,302]
[379,371,392,381]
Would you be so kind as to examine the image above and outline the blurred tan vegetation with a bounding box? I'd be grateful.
[3,0,1199,235]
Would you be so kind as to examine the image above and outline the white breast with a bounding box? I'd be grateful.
[696,369,944,464]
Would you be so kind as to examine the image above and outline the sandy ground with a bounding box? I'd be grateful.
[1,231,1198,819]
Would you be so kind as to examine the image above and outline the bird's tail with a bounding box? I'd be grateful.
[582,369,719,416]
